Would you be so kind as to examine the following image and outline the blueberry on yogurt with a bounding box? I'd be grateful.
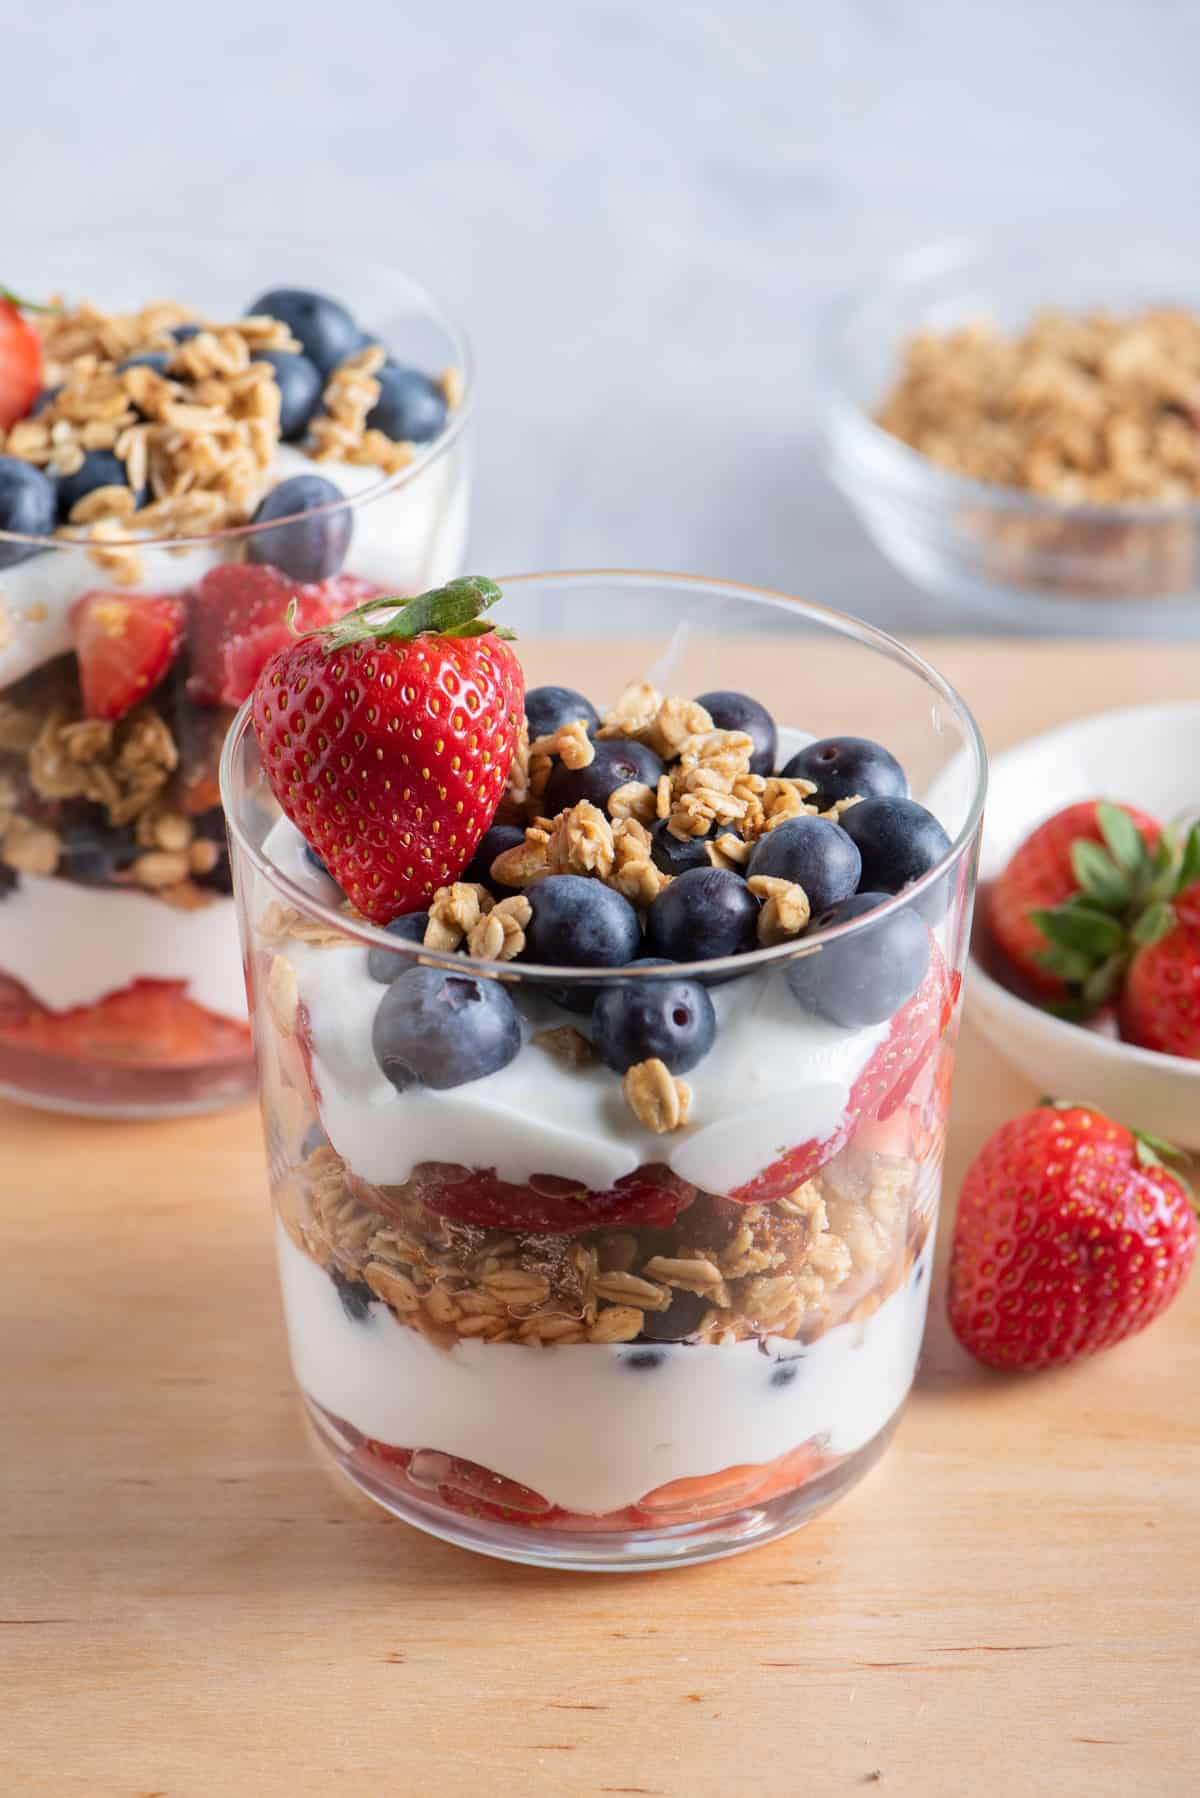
[649,818,719,878]
[646,867,758,963]
[592,971,716,1075]
[366,362,448,444]
[785,892,930,1028]
[246,474,350,582]
[372,966,521,1091]
[0,456,55,567]
[746,815,861,916]
[524,874,642,968]
[543,739,664,816]
[367,911,431,984]
[255,349,324,442]
[247,287,361,374]
[838,796,952,921]
[524,684,601,740]
[695,689,777,776]
[782,735,907,808]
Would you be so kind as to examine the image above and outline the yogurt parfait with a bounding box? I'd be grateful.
[0,250,470,1113]
[224,571,985,1568]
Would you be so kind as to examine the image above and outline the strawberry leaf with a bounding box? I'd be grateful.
[1080,953,1124,1009]
[319,576,510,650]
[1036,944,1095,984]
[1130,900,1175,948]
[0,283,58,315]
[1070,839,1132,908]
[1177,820,1200,894]
[1096,801,1147,874]
[1031,903,1125,958]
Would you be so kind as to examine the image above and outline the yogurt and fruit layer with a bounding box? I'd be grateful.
[251,578,961,1528]
[0,282,465,1070]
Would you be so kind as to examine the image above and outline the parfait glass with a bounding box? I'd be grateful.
[222,572,986,1569]
[0,240,471,1115]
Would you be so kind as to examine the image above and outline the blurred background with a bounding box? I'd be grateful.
[5,0,1198,633]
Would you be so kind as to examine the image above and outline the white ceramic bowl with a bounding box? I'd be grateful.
[968,701,1200,1146]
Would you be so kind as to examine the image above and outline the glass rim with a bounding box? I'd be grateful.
[0,253,474,555]
[822,232,1200,526]
[219,568,989,985]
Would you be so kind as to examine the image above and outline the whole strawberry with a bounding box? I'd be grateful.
[1119,879,1200,1058]
[252,576,524,923]
[948,1103,1196,1371]
[989,799,1162,1002]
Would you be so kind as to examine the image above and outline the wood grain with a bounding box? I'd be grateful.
[2,641,1198,1797]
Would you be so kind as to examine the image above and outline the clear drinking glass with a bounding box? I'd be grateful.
[222,572,986,1569]
[0,240,471,1115]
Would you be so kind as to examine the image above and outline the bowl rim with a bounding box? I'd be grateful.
[822,233,1200,527]
[969,695,1200,1085]
[221,567,989,987]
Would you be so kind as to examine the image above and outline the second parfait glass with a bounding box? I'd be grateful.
[224,572,986,1569]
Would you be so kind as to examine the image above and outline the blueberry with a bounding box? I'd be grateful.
[30,386,60,417]
[782,735,907,807]
[57,806,139,884]
[463,824,526,897]
[548,954,672,1018]
[592,972,716,1075]
[646,866,758,963]
[300,1121,328,1158]
[649,819,719,878]
[303,842,330,878]
[372,966,520,1092]
[255,349,323,442]
[785,892,930,1028]
[543,739,664,817]
[746,815,861,915]
[247,288,360,375]
[695,690,777,777]
[770,1360,801,1388]
[366,361,448,444]
[524,875,641,968]
[171,323,204,343]
[838,796,952,920]
[56,449,148,522]
[0,456,56,568]
[524,685,600,741]
[331,1266,374,1323]
[638,1287,709,1342]
[246,474,351,582]
[192,807,234,894]
[367,911,430,984]
[117,351,170,376]
[0,863,18,901]
[622,1348,666,1372]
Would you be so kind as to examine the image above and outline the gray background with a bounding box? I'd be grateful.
[4,0,1196,634]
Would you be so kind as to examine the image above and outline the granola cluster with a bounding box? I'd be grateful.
[878,306,1200,504]
[276,1139,921,1349]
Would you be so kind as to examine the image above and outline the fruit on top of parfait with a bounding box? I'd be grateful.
[117,350,171,376]
[246,474,351,583]
[254,349,323,442]
[694,690,777,776]
[523,874,642,967]
[838,794,952,919]
[646,866,759,962]
[246,287,361,375]
[187,563,381,708]
[372,965,521,1092]
[781,735,907,807]
[0,455,55,569]
[785,891,930,1028]
[523,684,601,741]
[1118,877,1200,1058]
[463,823,526,897]
[71,589,185,722]
[367,911,431,984]
[592,971,716,1075]
[746,814,862,915]
[367,362,448,445]
[649,817,717,877]
[252,575,524,924]
[0,288,43,429]
[948,1102,1197,1371]
[543,737,664,816]
[56,448,149,521]
[988,798,1172,1010]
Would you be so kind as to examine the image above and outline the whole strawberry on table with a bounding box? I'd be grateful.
[988,798,1200,1059]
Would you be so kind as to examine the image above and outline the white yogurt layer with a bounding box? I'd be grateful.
[260,815,886,1194]
[0,444,468,689]
[276,1217,933,1515]
[0,871,246,1019]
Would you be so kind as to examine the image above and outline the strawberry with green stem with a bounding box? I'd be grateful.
[252,575,524,924]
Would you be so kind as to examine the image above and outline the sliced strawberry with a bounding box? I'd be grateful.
[348,1161,696,1235]
[0,297,42,428]
[0,977,250,1067]
[187,564,381,708]
[71,590,185,722]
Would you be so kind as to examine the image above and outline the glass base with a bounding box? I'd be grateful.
[304,1397,904,1572]
[0,1042,256,1118]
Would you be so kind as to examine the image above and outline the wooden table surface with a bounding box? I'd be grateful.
[4,641,1198,1798]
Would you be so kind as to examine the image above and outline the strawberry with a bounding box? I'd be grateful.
[989,800,1162,1001]
[252,576,524,924]
[730,942,956,1205]
[948,1102,1197,1371]
[0,289,43,428]
[187,564,381,708]
[1119,877,1200,1058]
[71,590,185,721]
[0,977,251,1067]
[347,1162,696,1235]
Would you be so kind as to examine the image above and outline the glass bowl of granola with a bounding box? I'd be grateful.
[222,570,985,1569]
[824,237,1200,631]
[0,241,472,1115]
